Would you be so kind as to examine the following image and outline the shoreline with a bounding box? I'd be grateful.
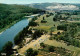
[0,14,39,34]
[0,17,29,34]
[0,20,20,33]
[0,31,3,34]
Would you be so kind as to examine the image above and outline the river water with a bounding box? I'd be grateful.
[0,19,29,50]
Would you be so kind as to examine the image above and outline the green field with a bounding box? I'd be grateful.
[34,14,80,56]
[34,14,61,32]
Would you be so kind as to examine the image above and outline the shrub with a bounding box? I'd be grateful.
[57,25,67,31]
[49,46,55,52]
[26,48,38,56]
[41,20,47,23]
[33,30,43,39]
[2,41,13,56]
[29,21,38,26]
[40,43,45,48]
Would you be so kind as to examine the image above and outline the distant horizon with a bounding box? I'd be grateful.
[0,0,80,4]
[0,2,80,5]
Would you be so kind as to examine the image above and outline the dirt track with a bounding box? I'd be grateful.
[18,34,50,54]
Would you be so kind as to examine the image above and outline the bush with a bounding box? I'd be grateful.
[29,21,38,26]
[40,43,45,48]
[49,37,53,40]
[14,35,21,45]
[32,16,37,21]
[14,26,29,45]
[46,15,50,17]
[57,25,67,31]
[41,20,47,23]
[14,31,24,45]
[33,30,43,39]
[26,48,38,56]
[33,50,38,56]
[2,41,13,56]
[57,32,61,35]
[49,46,55,52]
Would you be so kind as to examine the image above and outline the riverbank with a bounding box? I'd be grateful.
[0,20,19,33]
[0,14,39,34]
[0,14,39,50]
[0,19,23,34]
[0,19,29,50]
[0,31,3,34]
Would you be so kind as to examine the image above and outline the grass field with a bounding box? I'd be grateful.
[35,14,80,56]
[71,15,80,18]
[34,14,60,32]
[18,14,80,56]
[43,39,80,56]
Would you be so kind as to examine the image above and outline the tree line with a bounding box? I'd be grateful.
[0,4,45,56]
[54,23,80,47]
[0,4,45,30]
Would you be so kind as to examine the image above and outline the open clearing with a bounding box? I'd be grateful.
[18,35,50,54]
[18,14,80,56]
[19,34,80,56]
[35,14,80,56]
[44,39,80,52]
[34,14,60,31]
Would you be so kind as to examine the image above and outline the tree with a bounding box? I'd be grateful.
[26,48,38,56]
[46,15,50,17]
[43,17,45,20]
[49,46,55,52]
[32,16,38,21]
[29,21,38,26]
[57,25,67,31]
[14,35,21,45]
[33,30,43,39]
[41,20,47,23]
[2,41,13,56]
[53,17,57,21]
[50,30,53,36]
[0,4,44,30]
[28,29,32,34]
[14,26,29,45]
[33,50,38,56]
[40,43,45,48]
[26,48,33,56]
[57,32,60,35]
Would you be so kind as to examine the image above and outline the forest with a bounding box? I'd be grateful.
[0,4,45,30]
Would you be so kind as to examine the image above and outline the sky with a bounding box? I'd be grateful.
[0,0,80,4]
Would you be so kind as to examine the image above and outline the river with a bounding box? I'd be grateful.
[0,19,29,50]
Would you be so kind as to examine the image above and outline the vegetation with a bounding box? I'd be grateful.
[57,24,67,31]
[33,30,43,39]
[41,20,47,23]
[32,16,38,21]
[29,21,38,26]
[26,48,38,56]
[54,23,80,48]
[14,26,30,45]
[1,41,13,56]
[0,4,45,32]
[39,43,73,56]
[48,46,55,52]
[40,43,45,48]
[30,12,80,56]
[1,3,80,56]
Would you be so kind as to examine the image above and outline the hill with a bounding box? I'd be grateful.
[0,3,45,32]
[26,3,79,11]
